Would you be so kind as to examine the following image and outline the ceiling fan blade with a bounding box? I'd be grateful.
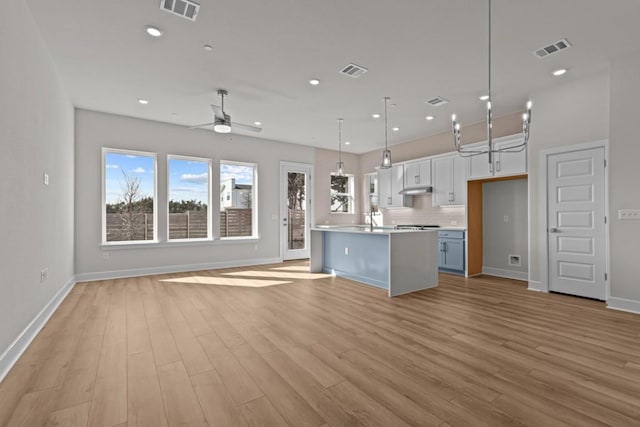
[188,122,215,129]
[210,104,224,119]
[231,122,262,133]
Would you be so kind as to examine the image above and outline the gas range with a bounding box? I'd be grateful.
[395,224,441,230]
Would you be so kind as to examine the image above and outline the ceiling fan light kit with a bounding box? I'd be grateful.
[190,89,262,134]
[451,0,532,164]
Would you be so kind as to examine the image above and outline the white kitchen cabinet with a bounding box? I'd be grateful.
[404,158,431,188]
[378,164,412,208]
[432,154,467,206]
[467,135,527,180]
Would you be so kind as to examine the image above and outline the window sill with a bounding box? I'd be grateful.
[100,238,259,250]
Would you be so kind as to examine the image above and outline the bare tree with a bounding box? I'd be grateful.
[116,170,147,240]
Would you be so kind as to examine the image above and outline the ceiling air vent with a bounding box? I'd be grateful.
[160,0,200,21]
[425,96,449,107]
[339,63,368,78]
[533,38,572,59]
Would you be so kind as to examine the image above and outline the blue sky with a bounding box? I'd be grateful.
[105,152,155,204]
[105,154,253,204]
[169,158,209,203]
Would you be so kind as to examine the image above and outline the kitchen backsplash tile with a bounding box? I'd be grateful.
[375,194,465,226]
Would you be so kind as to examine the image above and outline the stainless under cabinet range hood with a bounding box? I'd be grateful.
[399,186,433,195]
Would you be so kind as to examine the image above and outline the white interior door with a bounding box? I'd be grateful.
[280,162,312,260]
[547,147,606,300]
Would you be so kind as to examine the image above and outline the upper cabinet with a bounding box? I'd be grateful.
[404,158,432,188]
[468,135,527,180]
[378,164,412,209]
[432,153,467,207]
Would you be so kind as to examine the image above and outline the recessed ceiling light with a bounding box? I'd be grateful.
[372,113,381,119]
[479,95,490,101]
[138,99,149,105]
[392,127,400,132]
[203,44,213,51]
[344,141,351,145]
[552,68,567,76]
[254,121,261,126]
[426,115,435,121]
[145,26,163,37]
[309,79,320,86]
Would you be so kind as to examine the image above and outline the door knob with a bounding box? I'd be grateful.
[549,228,560,233]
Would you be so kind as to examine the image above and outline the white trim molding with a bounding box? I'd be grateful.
[528,280,546,292]
[74,257,281,282]
[607,297,640,314]
[482,267,528,281]
[0,278,76,382]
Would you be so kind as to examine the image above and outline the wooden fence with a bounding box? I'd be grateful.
[106,208,254,240]
[220,208,252,237]
[288,208,305,249]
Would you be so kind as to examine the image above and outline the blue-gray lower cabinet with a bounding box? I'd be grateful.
[438,230,465,274]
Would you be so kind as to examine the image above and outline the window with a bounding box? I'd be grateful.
[103,149,157,243]
[220,161,257,238]
[331,174,354,213]
[167,155,211,240]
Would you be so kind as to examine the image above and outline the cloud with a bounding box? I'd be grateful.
[131,167,146,174]
[181,173,208,184]
[106,164,120,169]
[125,154,138,158]
[220,164,254,184]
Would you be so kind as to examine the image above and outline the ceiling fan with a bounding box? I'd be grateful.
[190,89,262,134]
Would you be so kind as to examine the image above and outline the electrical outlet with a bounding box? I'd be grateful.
[618,209,640,220]
[451,220,458,225]
[102,252,109,260]
[504,215,509,222]
[254,244,258,251]
[40,268,48,283]
[344,247,349,255]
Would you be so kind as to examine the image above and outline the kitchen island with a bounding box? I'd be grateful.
[310,226,439,297]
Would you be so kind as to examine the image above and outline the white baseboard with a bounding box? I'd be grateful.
[0,277,76,382]
[527,280,547,292]
[74,257,282,282]
[607,297,640,314]
[482,266,529,281]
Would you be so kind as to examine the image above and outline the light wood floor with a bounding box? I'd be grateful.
[1,261,640,427]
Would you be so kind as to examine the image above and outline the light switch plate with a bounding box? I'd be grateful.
[43,173,49,186]
[618,209,640,220]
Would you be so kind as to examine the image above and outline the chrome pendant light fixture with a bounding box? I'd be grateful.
[336,118,345,176]
[380,97,392,169]
[451,0,532,163]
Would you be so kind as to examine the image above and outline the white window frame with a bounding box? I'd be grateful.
[220,160,259,240]
[330,173,355,214]
[102,147,158,245]
[167,154,213,242]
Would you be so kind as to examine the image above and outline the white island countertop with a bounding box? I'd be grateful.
[312,225,439,234]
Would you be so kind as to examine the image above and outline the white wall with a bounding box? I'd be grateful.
[527,72,610,286]
[483,179,528,278]
[74,110,314,277]
[0,0,74,366]
[610,49,640,305]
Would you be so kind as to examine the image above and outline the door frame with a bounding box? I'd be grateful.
[279,161,313,262]
[537,139,610,299]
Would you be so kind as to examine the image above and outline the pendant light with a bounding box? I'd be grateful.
[380,97,392,169]
[451,0,531,163]
[336,118,345,176]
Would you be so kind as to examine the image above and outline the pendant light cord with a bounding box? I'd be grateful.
[338,119,342,161]
[384,97,389,150]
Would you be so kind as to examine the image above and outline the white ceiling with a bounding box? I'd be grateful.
[25,0,640,153]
